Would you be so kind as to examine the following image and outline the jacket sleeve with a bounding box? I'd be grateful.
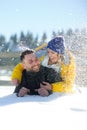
[11,63,24,83]
[52,52,76,93]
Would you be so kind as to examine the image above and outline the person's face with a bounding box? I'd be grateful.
[47,49,61,64]
[23,53,40,72]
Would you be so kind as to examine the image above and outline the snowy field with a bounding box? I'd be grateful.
[0,83,87,130]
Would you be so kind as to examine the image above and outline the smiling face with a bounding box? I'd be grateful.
[23,53,40,72]
[47,48,61,64]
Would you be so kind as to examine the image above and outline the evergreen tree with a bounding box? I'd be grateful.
[41,32,47,44]
[26,31,34,48]
[0,35,6,51]
[58,29,65,36]
[52,31,57,38]
[66,28,73,36]
[19,31,26,43]
[33,35,39,48]
[10,34,18,45]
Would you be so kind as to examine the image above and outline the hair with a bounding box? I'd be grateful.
[20,49,35,61]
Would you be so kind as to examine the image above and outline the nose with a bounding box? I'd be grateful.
[33,60,39,66]
[48,52,52,57]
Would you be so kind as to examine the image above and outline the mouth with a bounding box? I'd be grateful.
[32,66,40,71]
[49,57,55,62]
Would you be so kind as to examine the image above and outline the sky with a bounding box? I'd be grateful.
[0,0,87,41]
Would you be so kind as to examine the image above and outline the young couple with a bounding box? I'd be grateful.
[11,36,76,97]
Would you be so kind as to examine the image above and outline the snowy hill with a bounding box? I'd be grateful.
[0,86,87,130]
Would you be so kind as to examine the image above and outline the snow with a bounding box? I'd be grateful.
[0,76,11,81]
[0,86,87,130]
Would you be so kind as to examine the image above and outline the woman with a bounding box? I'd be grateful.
[11,36,76,93]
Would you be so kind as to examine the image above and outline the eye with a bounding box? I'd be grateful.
[28,60,32,64]
[35,58,39,62]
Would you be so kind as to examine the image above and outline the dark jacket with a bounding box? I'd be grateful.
[20,65,62,94]
[14,66,62,95]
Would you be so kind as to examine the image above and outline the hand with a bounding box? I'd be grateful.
[40,81,52,90]
[17,87,30,97]
[12,79,19,86]
[37,88,49,96]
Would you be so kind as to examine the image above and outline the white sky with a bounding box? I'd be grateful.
[0,0,87,41]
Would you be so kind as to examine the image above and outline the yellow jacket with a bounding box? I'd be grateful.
[52,52,76,93]
[11,52,76,93]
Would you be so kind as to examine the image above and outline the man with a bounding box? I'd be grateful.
[15,50,62,97]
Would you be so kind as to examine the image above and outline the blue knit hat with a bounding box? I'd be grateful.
[47,36,65,54]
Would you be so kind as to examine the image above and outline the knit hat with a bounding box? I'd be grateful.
[47,36,65,54]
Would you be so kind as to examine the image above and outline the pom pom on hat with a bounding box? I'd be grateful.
[47,36,65,54]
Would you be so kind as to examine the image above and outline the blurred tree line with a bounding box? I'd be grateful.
[0,28,87,52]
[0,28,87,66]
[0,31,47,52]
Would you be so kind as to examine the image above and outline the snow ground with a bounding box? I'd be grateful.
[0,73,87,130]
[0,86,87,130]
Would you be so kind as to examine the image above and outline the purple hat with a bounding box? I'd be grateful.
[47,37,65,54]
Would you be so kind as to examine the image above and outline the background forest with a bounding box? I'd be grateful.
[0,28,87,87]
